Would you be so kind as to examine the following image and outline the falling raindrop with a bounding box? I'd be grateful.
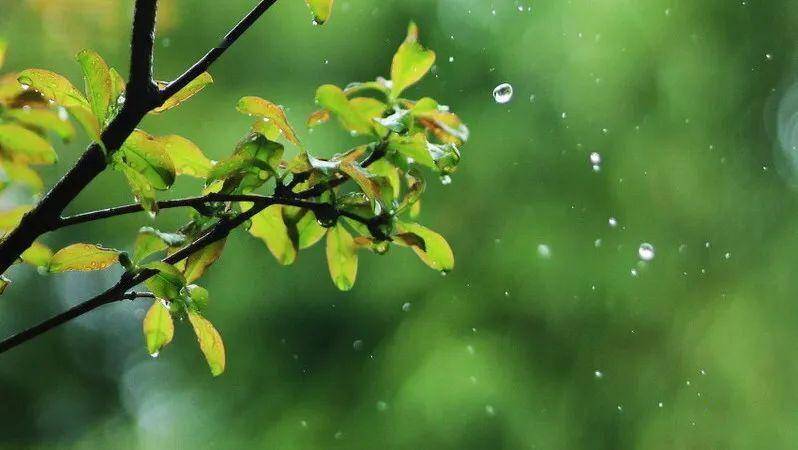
[537,244,552,259]
[590,152,602,165]
[638,243,656,261]
[608,217,618,228]
[376,401,388,411]
[402,302,412,312]
[353,340,364,351]
[594,370,604,379]
[493,83,513,104]
[485,405,496,416]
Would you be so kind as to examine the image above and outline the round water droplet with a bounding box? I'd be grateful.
[485,405,496,416]
[376,401,388,411]
[638,243,655,261]
[402,302,412,312]
[590,152,602,165]
[594,370,604,379]
[492,83,513,104]
[608,217,618,228]
[537,244,551,259]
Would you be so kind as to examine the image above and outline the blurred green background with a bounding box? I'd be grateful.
[2,0,798,448]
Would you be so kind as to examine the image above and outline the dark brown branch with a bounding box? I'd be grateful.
[0,0,280,276]
[160,0,278,102]
[127,0,159,97]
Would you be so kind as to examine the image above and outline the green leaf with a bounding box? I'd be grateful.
[186,284,210,312]
[188,312,226,376]
[396,221,454,272]
[21,241,52,268]
[0,123,57,164]
[118,164,158,216]
[157,135,212,178]
[76,49,112,124]
[17,69,90,109]
[3,108,76,142]
[237,96,300,146]
[144,262,186,301]
[326,223,358,291]
[143,300,174,356]
[110,68,126,106]
[134,227,186,265]
[390,23,436,99]
[315,84,374,136]
[116,130,176,190]
[48,243,120,273]
[0,205,31,232]
[305,0,334,24]
[153,72,213,113]
[183,239,225,283]
[387,133,434,168]
[411,98,470,145]
[249,205,297,265]
[207,134,283,193]
[295,210,327,249]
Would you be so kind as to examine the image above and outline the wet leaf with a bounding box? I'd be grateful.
[143,300,174,356]
[387,133,434,168]
[188,312,226,376]
[143,262,186,301]
[183,239,226,283]
[0,275,9,295]
[153,72,213,113]
[48,243,120,273]
[237,96,300,146]
[157,135,212,178]
[390,23,435,98]
[249,205,297,265]
[0,123,57,164]
[76,49,112,123]
[306,109,330,127]
[116,130,175,189]
[315,84,374,136]
[0,40,6,70]
[326,223,358,291]
[118,164,158,215]
[134,227,186,265]
[17,69,90,109]
[396,221,454,272]
[305,0,334,24]
[3,108,76,142]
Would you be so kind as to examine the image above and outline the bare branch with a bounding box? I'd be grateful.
[127,0,159,97]
[160,0,279,102]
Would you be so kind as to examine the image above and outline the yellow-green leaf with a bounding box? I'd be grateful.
[3,108,76,142]
[237,96,300,146]
[116,130,175,189]
[157,135,212,178]
[153,72,213,113]
[0,160,44,194]
[326,223,358,291]
[183,239,226,283]
[17,69,90,109]
[0,40,6,70]
[306,109,330,127]
[296,210,327,249]
[48,243,120,273]
[21,241,52,268]
[387,133,435,168]
[118,164,158,216]
[133,227,185,265]
[76,49,112,124]
[143,300,174,356]
[0,123,57,164]
[305,0,334,24]
[188,312,226,376]
[315,84,374,136]
[390,23,436,99]
[110,68,126,106]
[144,262,186,301]
[66,105,102,141]
[249,205,297,265]
[0,205,31,232]
[396,221,454,272]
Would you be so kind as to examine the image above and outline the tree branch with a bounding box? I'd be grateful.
[127,0,159,97]
[0,0,280,276]
[160,0,278,102]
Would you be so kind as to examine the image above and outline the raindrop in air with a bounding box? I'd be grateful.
[353,340,364,351]
[638,243,656,261]
[608,217,618,228]
[493,83,513,104]
[402,302,412,312]
[594,370,604,379]
[537,244,551,259]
